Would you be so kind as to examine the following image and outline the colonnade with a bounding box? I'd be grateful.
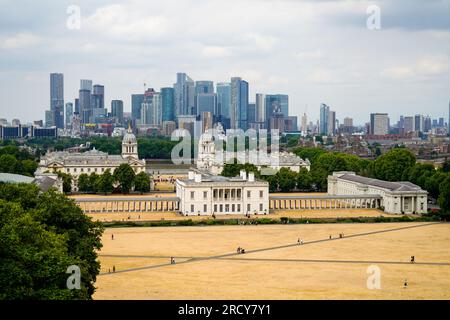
[76,198,179,213]
[269,196,382,210]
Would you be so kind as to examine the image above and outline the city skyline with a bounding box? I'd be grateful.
[0,0,449,124]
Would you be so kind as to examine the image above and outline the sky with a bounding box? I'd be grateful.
[0,0,449,125]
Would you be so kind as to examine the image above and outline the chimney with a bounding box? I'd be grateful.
[248,172,255,182]
[194,173,202,183]
[188,171,195,180]
[240,170,247,180]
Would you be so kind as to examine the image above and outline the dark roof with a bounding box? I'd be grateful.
[338,174,423,192]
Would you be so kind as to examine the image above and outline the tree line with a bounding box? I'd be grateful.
[0,145,38,177]
[58,163,151,194]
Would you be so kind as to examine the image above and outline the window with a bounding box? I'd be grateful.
[204,204,207,213]
[260,191,263,198]
[232,204,235,212]
[247,191,251,198]
[225,204,229,212]
[190,191,195,199]
[247,204,251,212]
[237,204,241,212]
[214,204,217,212]
[74,168,77,173]
[260,203,263,211]
[203,191,207,199]
[220,204,223,212]
[81,168,84,172]
[191,205,194,213]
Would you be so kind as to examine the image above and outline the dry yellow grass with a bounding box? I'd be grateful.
[94,222,450,300]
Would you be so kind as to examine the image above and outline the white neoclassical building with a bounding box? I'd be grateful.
[176,170,269,216]
[197,130,310,175]
[328,172,428,214]
[36,126,146,191]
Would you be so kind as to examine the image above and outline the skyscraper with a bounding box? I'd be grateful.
[161,87,175,122]
[174,73,195,117]
[195,81,214,95]
[50,73,64,129]
[92,84,105,109]
[247,103,256,124]
[79,89,91,124]
[217,82,231,128]
[328,110,336,135]
[65,102,73,128]
[111,100,124,124]
[265,94,288,129]
[131,94,145,121]
[414,114,424,132]
[370,113,389,135]
[230,77,248,130]
[196,93,216,116]
[319,103,330,135]
[301,113,308,133]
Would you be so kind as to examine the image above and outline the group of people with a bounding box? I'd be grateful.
[237,247,246,254]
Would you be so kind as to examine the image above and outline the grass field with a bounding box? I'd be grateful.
[94,222,450,300]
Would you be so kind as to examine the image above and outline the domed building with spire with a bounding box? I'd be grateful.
[36,126,146,191]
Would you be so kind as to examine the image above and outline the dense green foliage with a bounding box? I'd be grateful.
[134,172,151,194]
[113,164,136,194]
[0,146,38,177]
[0,183,103,299]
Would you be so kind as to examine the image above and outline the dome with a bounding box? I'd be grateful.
[123,127,137,144]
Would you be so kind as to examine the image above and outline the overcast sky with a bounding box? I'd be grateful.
[0,0,449,125]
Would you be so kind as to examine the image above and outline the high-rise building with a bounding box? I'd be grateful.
[247,103,256,124]
[174,73,195,117]
[217,82,231,128]
[79,89,91,123]
[65,102,73,128]
[195,81,214,95]
[448,100,450,135]
[45,110,54,128]
[370,113,389,135]
[265,94,288,124]
[404,116,414,133]
[255,94,266,128]
[196,93,216,116]
[301,113,308,133]
[111,100,124,124]
[92,84,105,109]
[319,103,330,135]
[131,94,145,121]
[80,79,92,91]
[230,77,248,130]
[414,114,424,132]
[50,73,64,129]
[74,98,80,114]
[328,110,336,135]
[161,87,175,122]
[140,89,161,126]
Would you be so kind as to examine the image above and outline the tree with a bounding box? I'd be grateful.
[276,168,297,192]
[372,148,416,181]
[88,173,99,193]
[296,168,313,191]
[134,172,151,194]
[0,184,103,299]
[57,172,72,193]
[0,154,18,173]
[114,164,136,194]
[438,175,450,213]
[96,169,114,195]
[77,174,90,193]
